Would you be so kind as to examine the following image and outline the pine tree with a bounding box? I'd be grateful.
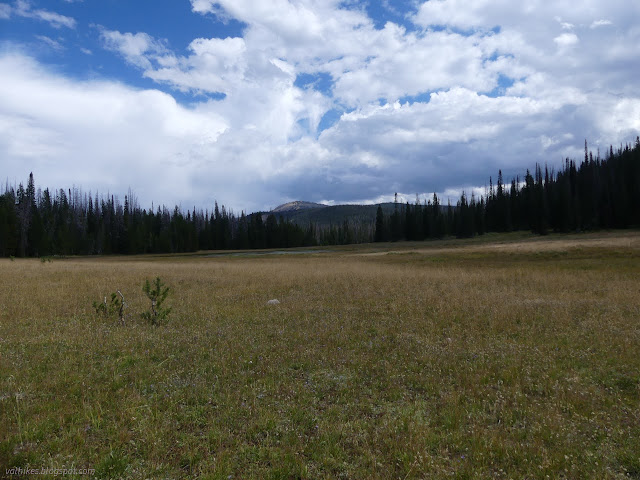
[390,193,402,241]
[374,205,385,242]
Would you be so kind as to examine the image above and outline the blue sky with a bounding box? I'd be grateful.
[1,0,639,212]
[0,1,243,99]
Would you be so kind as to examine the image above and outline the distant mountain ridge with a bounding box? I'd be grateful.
[270,201,397,227]
[271,201,326,213]
[269,200,457,229]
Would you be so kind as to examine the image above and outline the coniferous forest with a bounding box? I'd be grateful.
[1,138,639,257]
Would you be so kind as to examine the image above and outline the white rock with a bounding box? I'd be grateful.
[267,299,280,305]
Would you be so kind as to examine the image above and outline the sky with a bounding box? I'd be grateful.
[1,0,639,212]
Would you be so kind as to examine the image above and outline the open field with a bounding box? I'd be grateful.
[1,232,639,479]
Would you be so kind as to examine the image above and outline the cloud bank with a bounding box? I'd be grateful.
[1,0,639,211]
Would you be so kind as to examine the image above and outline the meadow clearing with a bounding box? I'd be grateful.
[1,231,639,479]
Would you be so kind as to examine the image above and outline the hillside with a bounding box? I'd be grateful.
[271,201,455,228]
[272,202,396,226]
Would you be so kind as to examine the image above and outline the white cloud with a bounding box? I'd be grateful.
[591,19,612,28]
[189,0,374,72]
[99,28,250,95]
[601,98,640,138]
[0,53,228,207]
[0,4,10,19]
[98,25,331,145]
[310,85,633,201]
[414,0,499,30]
[146,37,248,94]
[99,29,167,69]
[35,35,64,51]
[2,44,639,212]
[332,28,499,106]
[181,2,503,107]
[8,0,76,29]
[553,32,579,49]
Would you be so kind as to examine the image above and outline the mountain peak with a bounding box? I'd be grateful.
[272,201,326,213]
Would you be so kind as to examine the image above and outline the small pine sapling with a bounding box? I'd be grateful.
[92,296,109,315]
[141,277,171,325]
[92,290,126,325]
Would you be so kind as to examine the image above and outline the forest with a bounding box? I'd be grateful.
[376,138,640,242]
[1,138,639,257]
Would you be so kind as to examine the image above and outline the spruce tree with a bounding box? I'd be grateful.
[374,205,385,242]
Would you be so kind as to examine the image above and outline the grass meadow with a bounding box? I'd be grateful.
[1,232,639,479]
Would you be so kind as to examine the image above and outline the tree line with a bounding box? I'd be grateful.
[1,137,638,257]
[0,177,320,257]
[375,138,640,241]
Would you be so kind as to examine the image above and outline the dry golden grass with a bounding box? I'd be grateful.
[1,232,639,479]
[355,230,640,256]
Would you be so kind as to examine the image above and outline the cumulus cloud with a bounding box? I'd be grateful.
[98,24,331,144]
[333,28,500,106]
[146,37,248,94]
[185,1,505,108]
[98,27,250,95]
[315,87,598,198]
